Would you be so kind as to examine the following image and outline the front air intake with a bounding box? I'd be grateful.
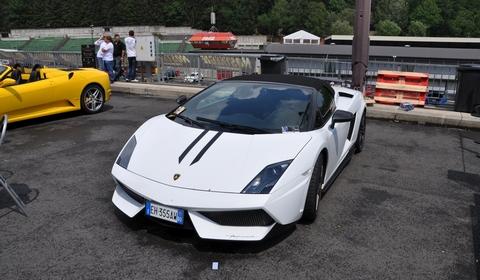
[199,210,275,227]
[117,180,145,204]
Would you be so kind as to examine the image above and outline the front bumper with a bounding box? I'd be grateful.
[111,164,309,241]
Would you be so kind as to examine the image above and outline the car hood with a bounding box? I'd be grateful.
[126,115,311,194]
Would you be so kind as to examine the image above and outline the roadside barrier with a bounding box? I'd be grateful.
[0,50,467,108]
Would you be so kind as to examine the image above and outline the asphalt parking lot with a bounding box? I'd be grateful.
[0,93,479,279]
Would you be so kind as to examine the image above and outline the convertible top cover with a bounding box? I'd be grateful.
[226,74,333,94]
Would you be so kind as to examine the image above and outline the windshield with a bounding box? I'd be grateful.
[0,65,7,77]
[172,81,314,134]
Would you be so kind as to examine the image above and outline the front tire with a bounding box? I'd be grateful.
[301,154,325,223]
[81,84,105,114]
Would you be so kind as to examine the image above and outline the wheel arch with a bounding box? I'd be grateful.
[82,82,105,97]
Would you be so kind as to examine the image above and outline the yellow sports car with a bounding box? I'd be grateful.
[0,64,111,123]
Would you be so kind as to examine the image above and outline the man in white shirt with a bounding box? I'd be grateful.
[94,33,107,71]
[101,35,115,83]
[124,30,137,82]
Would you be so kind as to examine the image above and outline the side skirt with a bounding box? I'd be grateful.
[321,145,355,194]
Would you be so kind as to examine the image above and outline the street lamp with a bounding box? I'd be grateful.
[90,25,94,45]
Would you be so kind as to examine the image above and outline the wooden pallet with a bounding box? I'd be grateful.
[364,97,375,106]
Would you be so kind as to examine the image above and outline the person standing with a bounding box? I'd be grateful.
[125,30,137,82]
[113,34,125,81]
[94,33,106,71]
[101,35,115,83]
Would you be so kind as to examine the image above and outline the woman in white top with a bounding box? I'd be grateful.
[94,34,106,71]
[101,35,115,83]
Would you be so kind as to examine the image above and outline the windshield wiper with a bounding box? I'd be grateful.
[196,117,270,134]
[174,114,205,128]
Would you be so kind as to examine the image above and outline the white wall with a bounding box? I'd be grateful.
[236,35,267,49]
[283,38,320,45]
[9,26,203,38]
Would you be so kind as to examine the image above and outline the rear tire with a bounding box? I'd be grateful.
[355,111,366,153]
[301,154,325,223]
[81,84,104,114]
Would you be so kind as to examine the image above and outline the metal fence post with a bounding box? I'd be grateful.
[161,53,165,83]
[156,53,161,83]
[197,54,201,78]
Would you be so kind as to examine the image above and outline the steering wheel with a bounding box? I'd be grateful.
[0,114,7,145]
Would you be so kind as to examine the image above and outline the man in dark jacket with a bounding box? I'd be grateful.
[113,34,126,81]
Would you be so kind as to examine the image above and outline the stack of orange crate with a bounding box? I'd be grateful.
[374,71,429,106]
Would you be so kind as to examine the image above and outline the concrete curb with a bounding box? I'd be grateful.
[112,82,202,99]
[111,82,480,130]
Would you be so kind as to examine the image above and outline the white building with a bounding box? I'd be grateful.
[236,35,267,49]
[283,30,320,45]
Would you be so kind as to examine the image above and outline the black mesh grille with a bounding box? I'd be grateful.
[147,210,195,230]
[199,210,275,227]
[117,180,145,204]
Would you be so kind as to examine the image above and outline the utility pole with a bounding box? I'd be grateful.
[351,0,372,90]
[90,25,94,45]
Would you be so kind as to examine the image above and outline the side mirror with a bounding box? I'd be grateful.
[330,110,354,129]
[176,95,187,105]
[0,78,17,88]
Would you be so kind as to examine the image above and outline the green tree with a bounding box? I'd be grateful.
[218,1,265,34]
[5,0,30,30]
[331,20,353,35]
[304,1,329,37]
[328,0,348,11]
[286,0,328,36]
[411,0,442,28]
[375,20,402,36]
[374,0,409,31]
[163,1,188,26]
[337,8,355,26]
[7,0,480,38]
[450,9,480,37]
[408,20,427,36]
[257,0,291,36]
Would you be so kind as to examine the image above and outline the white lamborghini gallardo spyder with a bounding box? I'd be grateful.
[112,74,366,241]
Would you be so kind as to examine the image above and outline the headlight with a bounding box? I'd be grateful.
[241,160,293,194]
[116,136,137,169]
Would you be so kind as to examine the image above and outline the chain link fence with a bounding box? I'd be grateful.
[287,57,459,106]
[0,50,81,68]
[0,50,461,107]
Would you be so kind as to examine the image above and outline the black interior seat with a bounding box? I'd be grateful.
[28,64,42,83]
[9,63,23,84]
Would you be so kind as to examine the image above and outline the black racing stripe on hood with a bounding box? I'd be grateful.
[178,129,209,163]
[190,131,223,166]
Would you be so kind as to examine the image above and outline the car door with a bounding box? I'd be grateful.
[0,75,58,119]
[314,89,350,180]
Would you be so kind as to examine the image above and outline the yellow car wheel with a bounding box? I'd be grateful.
[81,84,105,114]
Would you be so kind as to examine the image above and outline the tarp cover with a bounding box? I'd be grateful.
[189,32,237,42]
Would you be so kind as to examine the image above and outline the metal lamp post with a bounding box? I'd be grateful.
[351,0,372,90]
[90,25,94,45]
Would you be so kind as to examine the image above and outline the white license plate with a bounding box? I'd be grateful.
[145,201,184,225]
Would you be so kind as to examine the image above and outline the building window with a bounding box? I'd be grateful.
[293,39,301,44]
[285,39,293,44]
[303,39,311,44]
[311,40,319,44]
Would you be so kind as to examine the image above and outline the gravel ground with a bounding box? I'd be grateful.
[0,93,479,279]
